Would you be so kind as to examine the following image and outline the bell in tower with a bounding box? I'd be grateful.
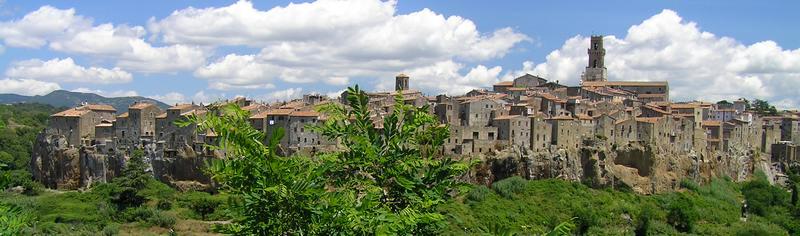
[582,35,608,82]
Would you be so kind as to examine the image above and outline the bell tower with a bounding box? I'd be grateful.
[395,73,409,91]
[582,35,608,82]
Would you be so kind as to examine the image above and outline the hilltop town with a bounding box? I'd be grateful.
[31,36,799,194]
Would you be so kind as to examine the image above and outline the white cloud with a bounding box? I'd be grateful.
[256,87,304,102]
[71,88,138,97]
[6,57,132,84]
[0,5,208,73]
[0,79,61,95]
[396,61,502,95]
[148,92,186,105]
[528,9,800,107]
[152,0,527,91]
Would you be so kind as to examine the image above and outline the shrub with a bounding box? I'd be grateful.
[466,185,491,202]
[666,194,697,233]
[102,223,120,236]
[122,207,155,222]
[742,174,788,216]
[180,191,222,220]
[148,211,176,228]
[491,176,527,199]
[156,199,172,210]
[680,179,699,192]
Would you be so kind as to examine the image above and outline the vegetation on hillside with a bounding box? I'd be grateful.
[442,174,800,235]
[0,103,62,195]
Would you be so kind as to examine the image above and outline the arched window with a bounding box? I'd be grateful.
[593,60,598,68]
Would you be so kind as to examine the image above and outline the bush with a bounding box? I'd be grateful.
[491,176,527,199]
[466,185,491,202]
[666,194,697,233]
[102,223,120,236]
[156,199,172,210]
[122,207,155,222]
[179,191,222,220]
[680,179,699,192]
[148,211,176,228]
[742,174,788,216]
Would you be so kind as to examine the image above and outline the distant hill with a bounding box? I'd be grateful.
[0,90,169,113]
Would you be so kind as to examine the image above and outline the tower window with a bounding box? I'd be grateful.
[593,60,598,68]
[594,43,598,49]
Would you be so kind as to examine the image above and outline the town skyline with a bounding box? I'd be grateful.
[1,1,799,108]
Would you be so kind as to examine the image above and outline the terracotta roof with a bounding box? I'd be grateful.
[493,115,520,120]
[582,81,668,87]
[169,104,196,110]
[155,113,167,119]
[51,108,90,117]
[576,114,593,120]
[83,104,116,112]
[494,81,514,86]
[129,102,155,109]
[290,111,320,117]
[507,87,528,91]
[117,112,129,118]
[642,105,670,114]
[249,111,270,119]
[264,109,294,116]
[95,123,113,127]
[702,120,722,126]
[181,109,207,116]
[671,103,700,109]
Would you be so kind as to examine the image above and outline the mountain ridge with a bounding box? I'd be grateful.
[0,90,169,113]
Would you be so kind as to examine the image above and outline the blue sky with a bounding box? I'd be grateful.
[1,0,799,107]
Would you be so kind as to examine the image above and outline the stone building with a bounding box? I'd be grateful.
[492,115,530,148]
[48,104,116,147]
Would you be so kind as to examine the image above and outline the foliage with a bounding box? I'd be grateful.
[183,85,472,234]
[742,171,788,216]
[108,149,150,210]
[0,103,62,193]
[491,176,527,199]
[750,99,779,116]
[440,177,797,235]
[466,185,491,202]
[679,178,699,191]
[716,100,732,106]
[179,191,222,220]
[0,202,31,235]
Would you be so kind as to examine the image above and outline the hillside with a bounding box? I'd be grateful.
[0,90,169,112]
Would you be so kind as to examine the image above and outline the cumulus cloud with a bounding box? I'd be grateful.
[0,79,61,95]
[256,87,304,102]
[148,92,187,105]
[72,87,138,97]
[152,0,527,92]
[528,9,800,108]
[0,5,207,73]
[6,57,132,84]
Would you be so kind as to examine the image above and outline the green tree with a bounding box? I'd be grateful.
[109,149,150,210]
[751,99,778,116]
[184,85,472,234]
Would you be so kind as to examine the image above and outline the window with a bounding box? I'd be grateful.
[473,132,479,139]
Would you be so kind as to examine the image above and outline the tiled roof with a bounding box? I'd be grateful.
[51,108,90,117]
[494,81,513,86]
[169,104,196,110]
[702,120,721,126]
[493,115,520,120]
[636,117,661,124]
[117,112,129,118]
[83,104,116,112]
[290,111,320,117]
[155,113,167,119]
[129,102,155,109]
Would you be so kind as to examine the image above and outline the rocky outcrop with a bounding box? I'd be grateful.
[465,139,771,195]
[31,133,219,190]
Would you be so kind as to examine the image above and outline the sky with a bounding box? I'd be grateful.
[1,0,799,108]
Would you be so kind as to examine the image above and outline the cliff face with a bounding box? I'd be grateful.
[31,133,219,190]
[466,140,769,195]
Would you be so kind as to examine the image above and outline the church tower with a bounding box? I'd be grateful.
[582,35,608,82]
[395,73,409,91]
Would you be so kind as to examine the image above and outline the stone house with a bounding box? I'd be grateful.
[492,115,530,148]
[48,104,116,147]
